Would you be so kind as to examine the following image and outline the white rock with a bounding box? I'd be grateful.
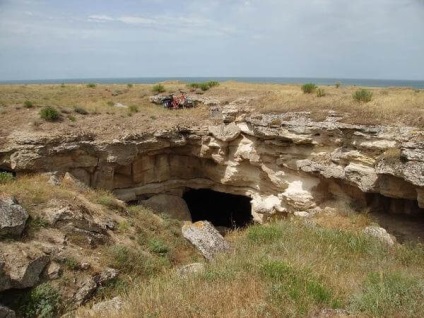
[363,226,396,246]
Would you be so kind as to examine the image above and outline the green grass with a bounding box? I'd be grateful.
[86,83,97,88]
[23,100,34,108]
[188,81,220,91]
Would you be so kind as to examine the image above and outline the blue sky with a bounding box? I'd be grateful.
[0,0,423,80]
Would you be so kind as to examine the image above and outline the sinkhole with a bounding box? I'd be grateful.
[183,188,253,228]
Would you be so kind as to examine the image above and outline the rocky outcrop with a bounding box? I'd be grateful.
[0,243,49,292]
[0,196,28,238]
[1,109,423,221]
[0,305,16,318]
[182,221,230,260]
[74,268,118,305]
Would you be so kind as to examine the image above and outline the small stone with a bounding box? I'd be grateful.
[80,262,90,270]
[294,211,310,218]
[177,263,205,278]
[363,226,396,246]
[92,296,123,313]
[46,262,61,280]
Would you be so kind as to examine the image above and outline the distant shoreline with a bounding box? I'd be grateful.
[1,77,424,88]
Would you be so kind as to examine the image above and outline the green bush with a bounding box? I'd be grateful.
[86,83,96,88]
[24,100,34,108]
[0,172,14,184]
[353,89,373,103]
[127,83,133,88]
[152,84,166,94]
[18,283,61,318]
[316,88,326,97]
[128,105,139,113]
[335,82,341,88]
[188,81,220,91]
[39,106,60,121]
[301,83,317,94]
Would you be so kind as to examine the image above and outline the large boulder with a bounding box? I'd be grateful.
[0,242,49,292]
[0,305,16,318]
[0,196,28,238]
[141,194,191,221]
[182,221,230,260]
[363,226,396,246]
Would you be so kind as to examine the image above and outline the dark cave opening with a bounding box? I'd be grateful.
[183,188,253,228]
[365,193,424,243]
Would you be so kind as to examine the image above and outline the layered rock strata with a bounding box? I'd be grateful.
[1,109,423,222]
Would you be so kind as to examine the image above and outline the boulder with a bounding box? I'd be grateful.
[0,305,16,318]
[182,221,230,260]
[363,226,396,246]
[141,194,191,221]
[0,242,49,292]
[0,196,28,238]
[91,296,123,314]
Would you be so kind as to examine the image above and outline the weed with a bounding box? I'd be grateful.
[74,106,89,115]
[107,101,114,107]
[24,100,34,108]
[39,106,60,122]
[67,115,76,122]
[129,105,139,113]
[64,257,79,270]
[152,84,166,94]
[86,83,96,88]
[127,83,133,88]
[301,83,317,94]
[353,89,373,103]
[316,88,326,97]
[0,172,14,184]
[148,239,169,255]
[18,283,61,318]
[335,82,341,88]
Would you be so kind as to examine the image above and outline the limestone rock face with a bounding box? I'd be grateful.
[0,196,28,238]
[1,112,423,220]
[141,194,191,221]
[182,221,230,260]
[0,242,49,292]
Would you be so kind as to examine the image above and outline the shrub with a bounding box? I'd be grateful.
[128,105,139,113]
[127,83,133,88]
[18,283,61,318]
[86,83,96,88]
[39,106,60,122]
[316,88,326,97]
[188,81,220,91]
[24,100,34,108]
[0,172,14,184]
[335,82,341,88]
[152,84,166,94]
[67,115,76,122]
[353,89,373,103]
[74,106,88,115]
[301,83,317,94]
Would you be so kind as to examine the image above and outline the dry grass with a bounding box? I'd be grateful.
[0,82,422,143]
[77,217,424,318]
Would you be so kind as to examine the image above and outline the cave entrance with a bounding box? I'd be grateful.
[366,193,424,243]
[183,188,253,228]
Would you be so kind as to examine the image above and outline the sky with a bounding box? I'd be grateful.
[0,0,424,81]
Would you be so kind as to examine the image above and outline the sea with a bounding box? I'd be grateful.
[1,77,424,88]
